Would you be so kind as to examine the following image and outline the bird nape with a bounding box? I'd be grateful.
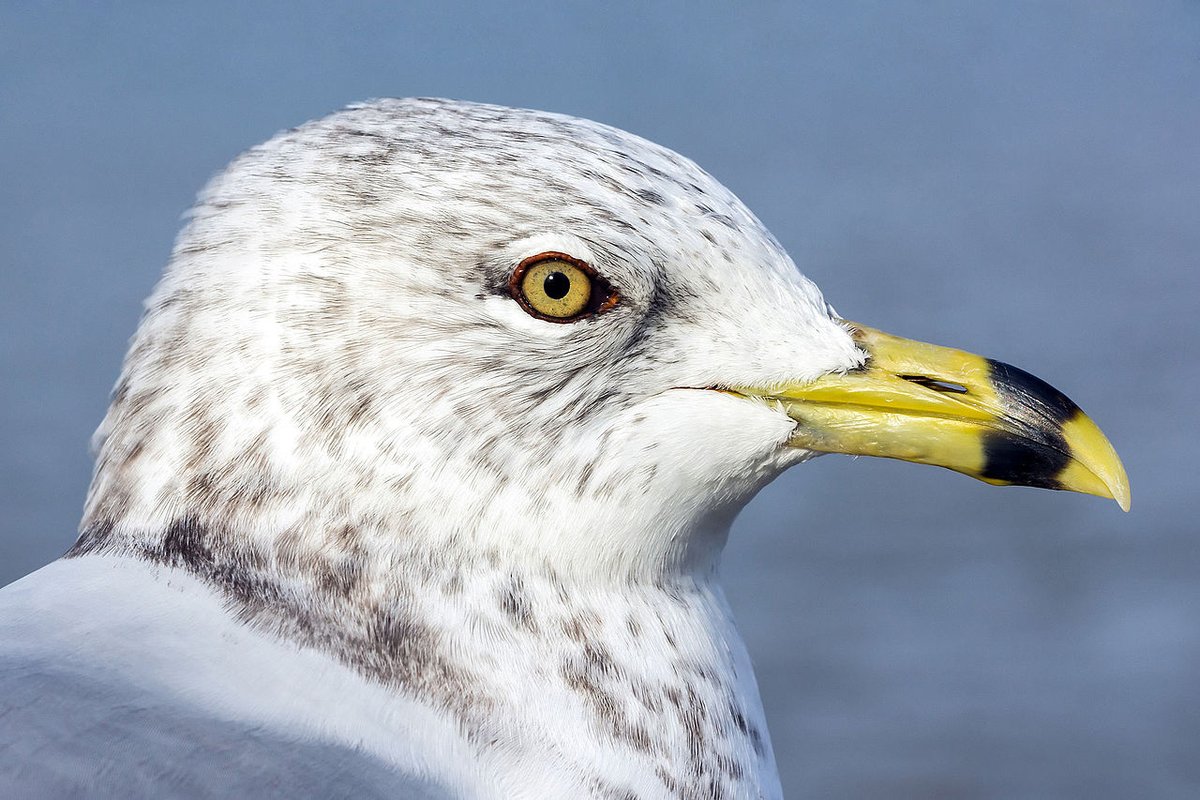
[0,98,1128,799]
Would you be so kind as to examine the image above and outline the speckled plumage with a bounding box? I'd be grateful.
[2,98,866,798]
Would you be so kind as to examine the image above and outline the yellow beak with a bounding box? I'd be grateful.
[749,324,1130,510]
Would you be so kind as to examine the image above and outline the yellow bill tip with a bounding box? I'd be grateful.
[1059,413,1131,512]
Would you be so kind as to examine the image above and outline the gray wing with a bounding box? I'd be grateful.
[0,558,460,799]
[0,659,454,799]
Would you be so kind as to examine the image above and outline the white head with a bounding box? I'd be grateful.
[77,98,863,582]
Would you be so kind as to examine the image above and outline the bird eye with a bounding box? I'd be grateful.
[509,252,616,322]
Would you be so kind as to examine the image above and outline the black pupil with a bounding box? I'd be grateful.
[543,271,571,300]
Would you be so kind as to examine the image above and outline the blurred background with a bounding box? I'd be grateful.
[2,2,1196,796]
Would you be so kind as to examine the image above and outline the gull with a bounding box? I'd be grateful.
[0,98,1129,799]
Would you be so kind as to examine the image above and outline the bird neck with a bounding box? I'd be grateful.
[69,515,779,797]
[411,563,780,797]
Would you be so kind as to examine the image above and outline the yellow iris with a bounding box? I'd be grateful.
[519,259,594,320]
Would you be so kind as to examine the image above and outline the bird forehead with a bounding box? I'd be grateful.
[255,98,785,271]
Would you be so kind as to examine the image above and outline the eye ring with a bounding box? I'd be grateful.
[508,251,619,323]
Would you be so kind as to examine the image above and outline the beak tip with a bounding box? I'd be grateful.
[1060,413,1130,512]
[1109,473,1132,513]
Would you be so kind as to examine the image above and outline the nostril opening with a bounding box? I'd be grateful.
[900,375,969,394]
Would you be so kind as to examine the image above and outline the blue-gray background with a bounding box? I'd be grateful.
[2,2,1196,797]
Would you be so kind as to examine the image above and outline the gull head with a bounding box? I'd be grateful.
[79,98,1127,582]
